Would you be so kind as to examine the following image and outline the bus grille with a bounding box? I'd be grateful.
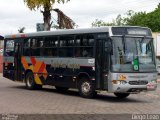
[129,80,148,85]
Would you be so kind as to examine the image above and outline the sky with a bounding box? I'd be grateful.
[0,0,159,36]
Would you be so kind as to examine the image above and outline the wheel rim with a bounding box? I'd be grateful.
[27,75,33,87]
[81,82,91,94]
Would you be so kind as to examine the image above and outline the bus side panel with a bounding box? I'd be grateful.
[21,57,96,88]
[44,66,95,88]
[42,58,96,88]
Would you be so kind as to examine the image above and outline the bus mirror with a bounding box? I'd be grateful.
[105,40,112,53]
[0,36,4,40]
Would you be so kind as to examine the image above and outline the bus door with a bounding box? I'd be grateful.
[96,38,110,90]
[14,41,23,81]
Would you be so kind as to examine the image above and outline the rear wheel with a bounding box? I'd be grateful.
[78,78,96,98]
[55,86,69,92]
[114,93,130,98]
[25,72,42,90]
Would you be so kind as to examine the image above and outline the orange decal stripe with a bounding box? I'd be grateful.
[30,57,36,66]
[38,62,46,73]
[21,57,29,70]
[43,69,48,79]
[33,61,42,73]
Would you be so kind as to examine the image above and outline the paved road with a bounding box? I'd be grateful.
[0,74,160,118]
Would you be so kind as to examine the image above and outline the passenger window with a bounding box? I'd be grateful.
[74,34,94,57]
[44,36,58,47]
[59,35,74,57]
[24,39,31,47]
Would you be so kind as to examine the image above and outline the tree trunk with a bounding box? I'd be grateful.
[43,6,51,31]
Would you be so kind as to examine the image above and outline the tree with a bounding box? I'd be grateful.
[92,19,115,27]
[126,12,147,26]
[53,8,76,29]
[126,5,160,32]
[147,7,160,32]
[91,3,160,32]
[24,0,70,31]
[92,14,126,27]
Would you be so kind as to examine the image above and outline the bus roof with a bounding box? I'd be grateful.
[4,27,110,39]
[4,26,151,39]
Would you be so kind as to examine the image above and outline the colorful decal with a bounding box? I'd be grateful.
[119,74,126,80]
[21,56,48,85]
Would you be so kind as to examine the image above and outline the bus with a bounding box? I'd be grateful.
[0,35,4,73]
[3,26,158,98]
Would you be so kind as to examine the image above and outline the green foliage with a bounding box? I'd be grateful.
[24,0,69,10]
[92,4,160,32]
[92,14,127,27]
[126,6,160,32]
[92,19,114,27]
[146,7,160,32]
[126,12,147,26]
[92,10,135,27]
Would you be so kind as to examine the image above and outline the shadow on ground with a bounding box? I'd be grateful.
[9,85,149,103]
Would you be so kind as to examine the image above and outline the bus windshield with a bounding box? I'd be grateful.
[111,36,156,72]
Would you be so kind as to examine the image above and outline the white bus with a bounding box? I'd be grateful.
[3,26,157,98]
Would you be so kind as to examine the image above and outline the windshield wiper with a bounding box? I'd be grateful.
[122,35,126,54]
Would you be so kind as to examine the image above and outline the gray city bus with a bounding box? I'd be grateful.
[3,26,157,98]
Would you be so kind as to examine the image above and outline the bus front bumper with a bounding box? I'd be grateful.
[110,81,157,93]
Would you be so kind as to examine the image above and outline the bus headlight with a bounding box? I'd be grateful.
[112,80,127,85]
[151,80,157,84]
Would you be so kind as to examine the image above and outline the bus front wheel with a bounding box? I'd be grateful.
[78,78,96,98]
[25,72,42,90]
[114,93,130,98]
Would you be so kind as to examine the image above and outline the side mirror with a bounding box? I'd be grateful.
[0,36,4,40]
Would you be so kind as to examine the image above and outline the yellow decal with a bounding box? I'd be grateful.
[119,75,126,80]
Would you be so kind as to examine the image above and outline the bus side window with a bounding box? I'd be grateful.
[59,35,74,57]
[24,38,31,47]
[5,40,14,56]
[42,36,59,57]
[75,34,94,58]
[24,38,31,56]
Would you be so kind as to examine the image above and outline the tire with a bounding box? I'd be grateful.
[25,72,42,90]
[114,93,130,98]
[55,86,69,92]
[78,78,96,98]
